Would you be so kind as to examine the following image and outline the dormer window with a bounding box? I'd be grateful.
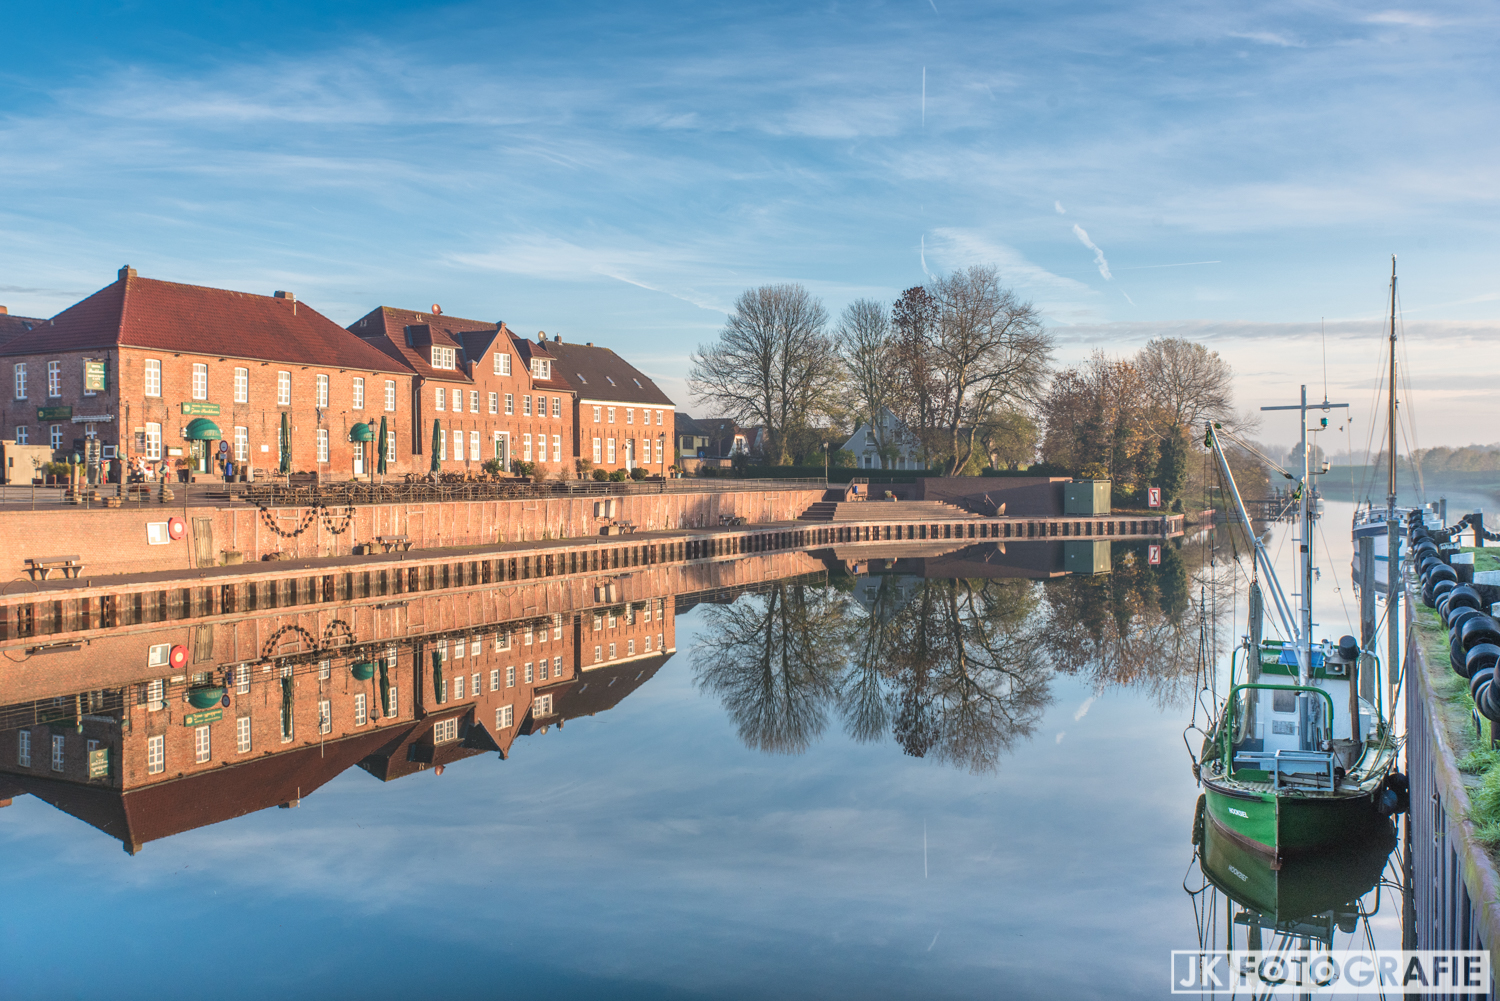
[531,359,551,380]
[430,347,456,370]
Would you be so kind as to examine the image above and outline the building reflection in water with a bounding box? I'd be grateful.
[0,538,1217,850]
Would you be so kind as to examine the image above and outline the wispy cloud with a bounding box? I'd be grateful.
[1071,224,1113,280]
[1227,30,1304,47]
[1364,10,1443,27]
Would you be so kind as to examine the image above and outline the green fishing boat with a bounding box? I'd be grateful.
[1197,392,1404,863]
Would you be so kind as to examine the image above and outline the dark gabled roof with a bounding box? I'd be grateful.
[0,311,45,351]
[12,725,406,852]
[348,306,499,383]
[675,413,710,438]
[554,653,670,722]
[545,339,673,407]
[511,335,575,394]
[0,271,409,374]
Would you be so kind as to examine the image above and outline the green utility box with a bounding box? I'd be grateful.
[1063,540,1112,575]
[1063,479,1111,515]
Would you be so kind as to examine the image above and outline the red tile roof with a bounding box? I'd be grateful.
[348,306,498,383]
[0,311,45,352]
[546,339,673,406]
[0,271,409,374]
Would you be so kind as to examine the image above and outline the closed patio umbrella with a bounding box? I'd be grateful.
[279,412,292,475]
[379,659,390,718]
[377,416,388,476]
[430,419,441,474]
[431,648,444,704]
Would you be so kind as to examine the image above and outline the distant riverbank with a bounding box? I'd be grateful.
[1322,465,1498,513]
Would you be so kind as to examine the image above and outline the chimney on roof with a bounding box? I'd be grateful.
[585,342,594,347]
[554,333,563,342]
[432,304,443,315]
[274,291,296,302]
[0,306,7,315]
[118,265,136,281]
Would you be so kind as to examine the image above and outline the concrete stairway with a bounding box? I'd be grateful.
[798,499,981,523]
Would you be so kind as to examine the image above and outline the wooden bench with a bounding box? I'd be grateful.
[25,555,84,580]
[375,535,412,553]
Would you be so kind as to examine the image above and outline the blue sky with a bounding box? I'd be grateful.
[2,0,1497,443]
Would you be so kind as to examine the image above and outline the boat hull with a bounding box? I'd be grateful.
[1203,781,1383,859]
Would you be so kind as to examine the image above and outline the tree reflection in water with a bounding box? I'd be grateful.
[693,540,1225,771]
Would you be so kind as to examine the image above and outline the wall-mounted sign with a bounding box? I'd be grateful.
[181,402,221,416]
[183,707,223,727]
[134,431,147,452]
[83,360,107,393]
[37,406,72,420]
[88,748,110,779]
[1147,487,1162,508]
[167,447,183,457]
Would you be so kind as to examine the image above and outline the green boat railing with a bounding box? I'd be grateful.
[1221,682,1338,779]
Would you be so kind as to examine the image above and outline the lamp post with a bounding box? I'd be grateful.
[822,442,829,482]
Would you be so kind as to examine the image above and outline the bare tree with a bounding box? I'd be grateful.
[835,298,896,453]
[927,266,1053,475]
[889,286,942,467]
[688,284,842,465]
[1135,338,1236,433]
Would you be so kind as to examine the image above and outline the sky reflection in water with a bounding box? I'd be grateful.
[0,528,1401,999]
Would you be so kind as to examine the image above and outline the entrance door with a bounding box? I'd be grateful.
[625,439,634,471]
[353,442,365,477]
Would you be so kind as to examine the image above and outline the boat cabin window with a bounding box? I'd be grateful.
[1272,690,1297,714]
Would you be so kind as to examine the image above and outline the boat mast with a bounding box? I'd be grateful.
[1387,256,1398,520]
[1299,385,1313,685]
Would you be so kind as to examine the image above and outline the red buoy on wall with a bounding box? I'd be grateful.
[169,645,189,669]
[167,517,186,540]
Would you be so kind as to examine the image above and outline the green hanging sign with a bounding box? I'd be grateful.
[181,401,221,416]
[183,707,223,727]
[88,747,110,779]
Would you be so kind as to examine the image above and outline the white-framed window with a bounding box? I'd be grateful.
[626,408,634,425]
[657,631,663,650]
[47,361,62,398]
[488,392,498,414]
[236,667,251,694]
[552,435,561,462]
[315,374,329,408]
[354,693,367,726]
[553,655,562,675]
[592,406,602,422]
[451,390,462,414]
[386,429,397,462]
[552,397,562,418]
[234,426,248,462]
[628,639,636,656]
[607,438,616,464]
[594,645,602,663]
[189,363,207,400]
[645,634,653,651]
[388,686,398,717]
[453,639,464,660]
[277,371,291,405]
[435,387,445,411]
[506,665,515,687]
[433,718,458,742]
[656,438,664,463]
[607,407,616,424]
[525,662,534,683]
[471,672,479,696]
[533,694,553,716]
[537,396,546,417]
[147,734,165,774]
[237,716,251,753]
[194,725,211,763]
[50,425,63,450]
[316,428,329,463]
[143,359,160,398]
[470,430,480,461]
[439,428,447,461]
[531,359,551,379]
[471,638,481,656]
[490,668,500,691]
[656,410,664,425]
[469,390,479,412]
[497,705,514,729]
[430,346,456,369]
[384,380,396,411]
[496,632,510,651]
[523,395,532,417]
[14,362,27,400]
[18,729,31,767]
[609,642,617,659]
[145,423,162,460]
[146,678,165,711]
[592,438,601,463]
[504,393,514,415]
[13,426,26,444]
[234,367,248,403]
[494,352,510,375]
[352,377,365,410]
[523,434,532,461]
[539,660,548,681]
[318,659,331,680]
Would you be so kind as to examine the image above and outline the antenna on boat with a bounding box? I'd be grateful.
[1387,255,1398,523]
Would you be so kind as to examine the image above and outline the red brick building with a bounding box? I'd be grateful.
[350,308,576,477]
[0,268,416,479]
[546,338,675,476]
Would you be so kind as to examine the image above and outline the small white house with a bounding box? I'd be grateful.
[841,407,924,470]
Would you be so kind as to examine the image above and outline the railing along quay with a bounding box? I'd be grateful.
[1405,566,1500,997]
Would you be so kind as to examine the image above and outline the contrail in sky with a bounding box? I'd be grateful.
[1071,223,1112,280]
[922,67,926,127]
[920,235,933,278]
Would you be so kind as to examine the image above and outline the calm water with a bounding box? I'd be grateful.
[0,514,1408,999]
